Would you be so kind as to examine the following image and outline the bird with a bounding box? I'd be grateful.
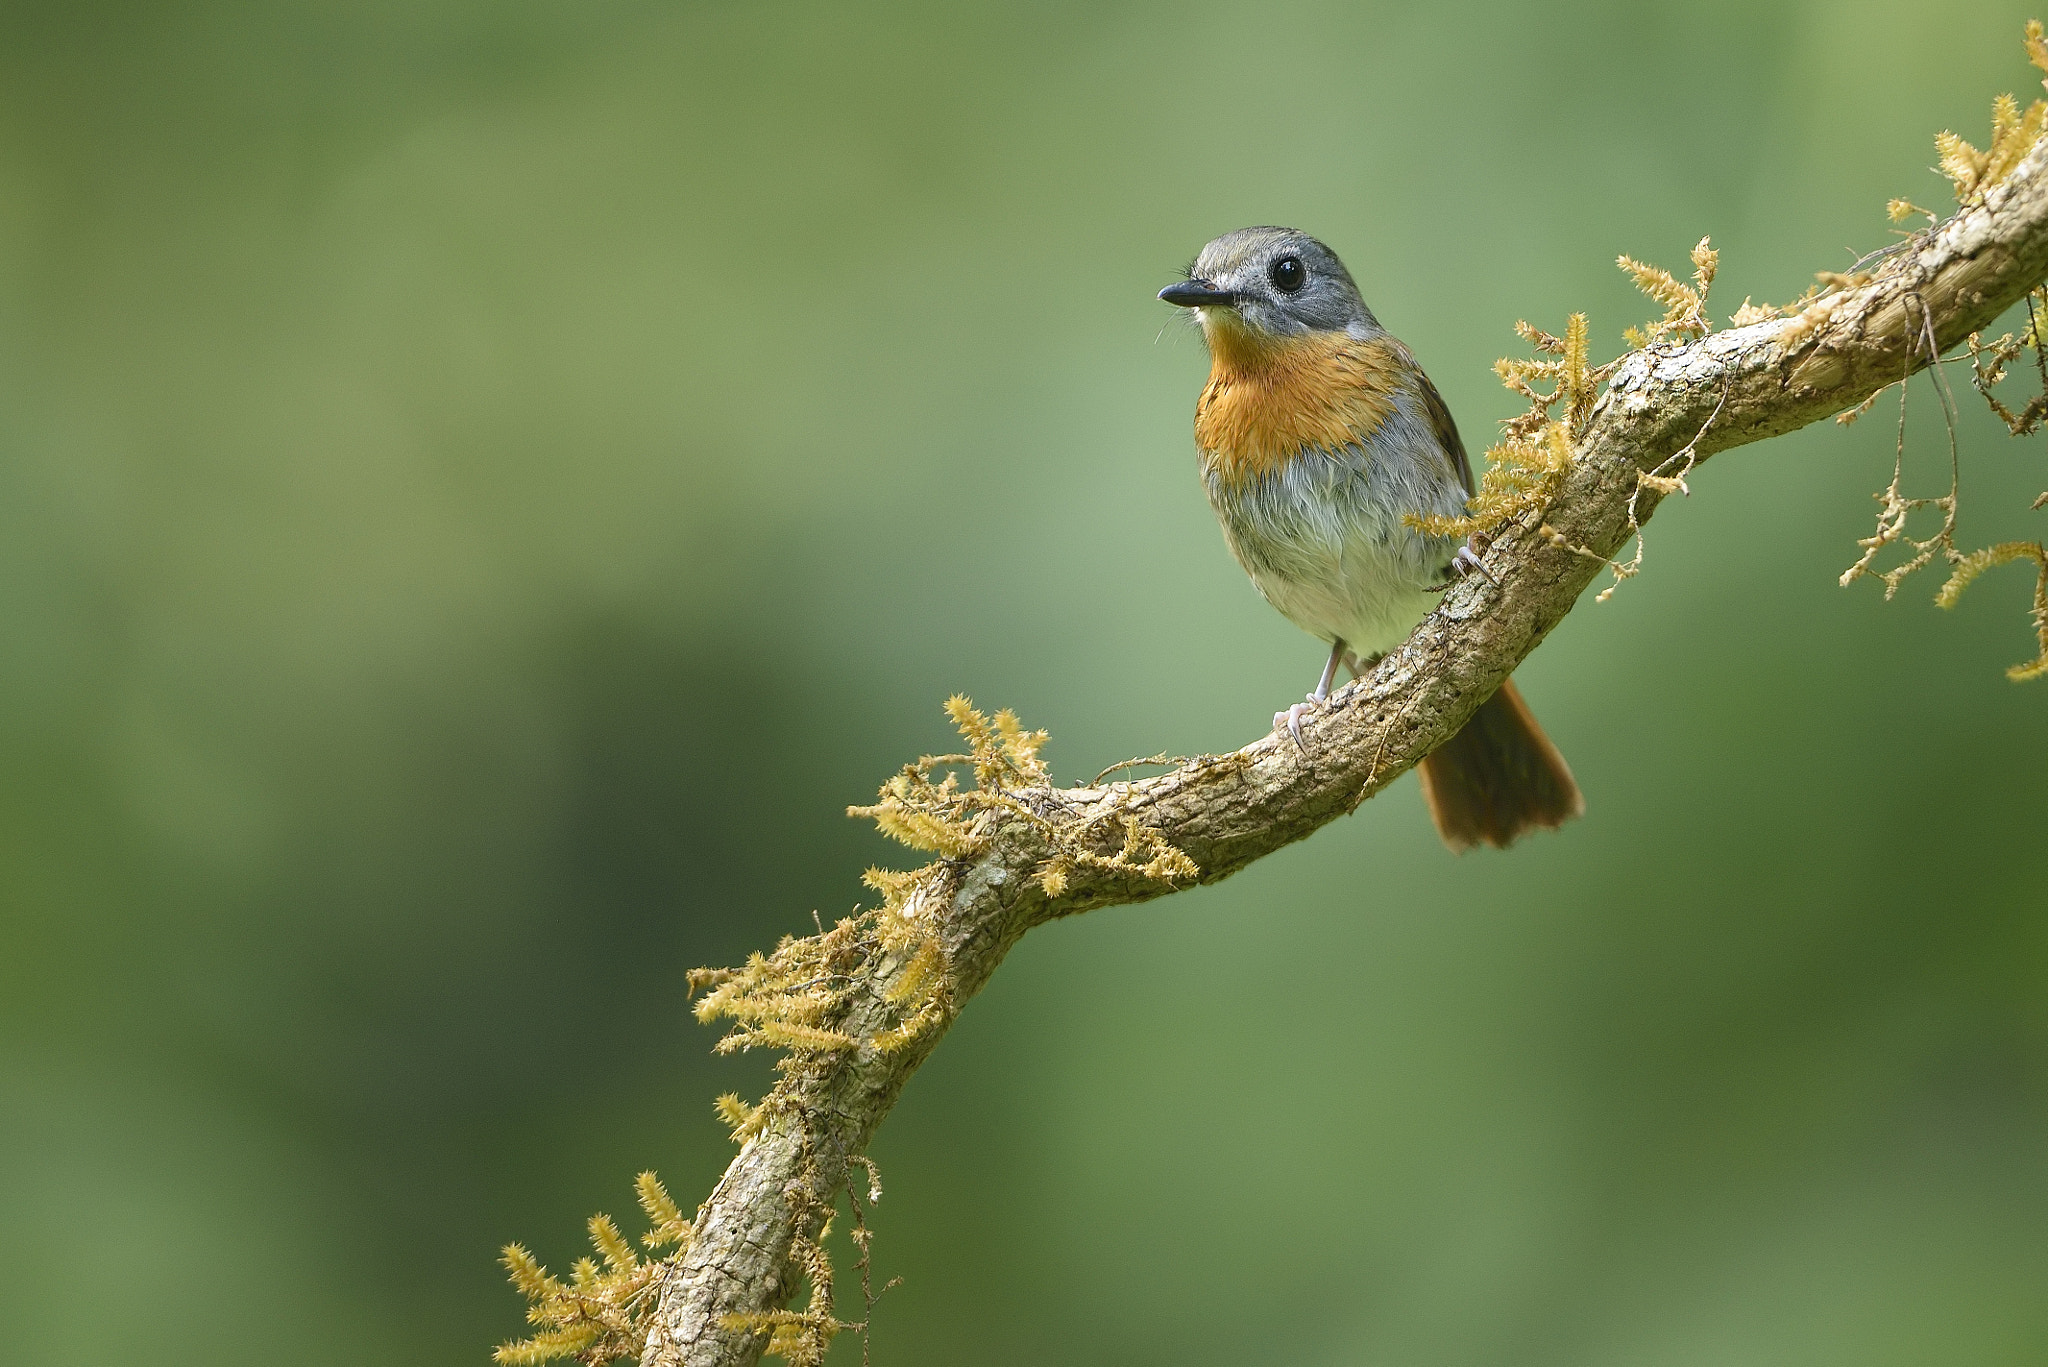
[1158,225,1582,852]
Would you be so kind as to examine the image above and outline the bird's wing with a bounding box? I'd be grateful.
[1412,369,1474,497]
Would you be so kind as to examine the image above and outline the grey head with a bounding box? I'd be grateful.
[1158,226,1380,338]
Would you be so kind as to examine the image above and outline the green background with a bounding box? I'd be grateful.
[3,3,2045,1364]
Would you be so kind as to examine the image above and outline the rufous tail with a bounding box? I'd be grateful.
[1416,677,1583,853]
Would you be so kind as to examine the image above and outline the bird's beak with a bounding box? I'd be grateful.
[1158,279,1237,308]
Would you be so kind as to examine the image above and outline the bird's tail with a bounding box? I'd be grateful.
[1416,677,1583,852]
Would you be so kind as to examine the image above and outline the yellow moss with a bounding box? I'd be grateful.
[1729,296,1782,328]
[1410,306,1612,545]
[1562,309,1596,431]
[714,1092,760,1140]
[1618,236,1718,348]
[1691,237,1720,291]
[501,1244,558,1302]
[992,707,1050,775]
[1481,237,1736,604]
[494,1324,601,1365]
[714,1157,870,1367]
[588,1215,636,1274]
[754,1020,859,1053]
[1844,114,2048,689]
[1409,413,1578,542]
[852,779,985,857]
[635,1171,691,1250]
[871,994,949,1055]
[841,697,1194,1062]
[1965,302,2048,435]
[1936,24,2048,203]
[1938,129,1987,199]
[495,1174,694,1364]
[1937,541,2048,681]
[860,865,926,902]
[884,934,944,1005]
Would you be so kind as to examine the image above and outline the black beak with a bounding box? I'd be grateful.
[1158,279,1237,308]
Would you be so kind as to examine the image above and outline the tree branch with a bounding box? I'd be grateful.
[638,133,2048,1367]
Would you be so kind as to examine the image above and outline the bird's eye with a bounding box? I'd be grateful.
[1270,256,1306,293]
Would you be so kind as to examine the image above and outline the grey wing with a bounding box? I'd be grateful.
[1413,370,1474,497]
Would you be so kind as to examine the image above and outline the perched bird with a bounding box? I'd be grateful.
[1159,226,1582,851]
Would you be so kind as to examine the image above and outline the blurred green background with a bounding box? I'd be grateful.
[3,2,2046,1364]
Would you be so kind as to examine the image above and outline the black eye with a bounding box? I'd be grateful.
[1269,256,1306,292]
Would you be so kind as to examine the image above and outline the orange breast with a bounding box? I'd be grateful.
[1193,329,1405,485]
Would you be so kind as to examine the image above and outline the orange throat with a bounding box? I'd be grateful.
[1193,320,1404,485]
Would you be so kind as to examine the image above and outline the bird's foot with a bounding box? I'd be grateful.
[1275,695,1324,752]
[1429,536,1495,591]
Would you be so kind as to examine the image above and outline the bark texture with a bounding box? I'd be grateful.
[641,135,2048,1367]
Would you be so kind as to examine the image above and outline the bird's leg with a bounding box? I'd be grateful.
[1428,530,1496,590]
[1277,637,1347,751]
[1313,640,1343,700]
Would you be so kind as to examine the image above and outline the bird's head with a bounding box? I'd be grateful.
[1159,226,1379,370]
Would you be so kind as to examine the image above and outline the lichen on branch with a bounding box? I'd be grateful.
[1837,23,2048,683]
[496,1173,694,1365]
[500,697,1197,1365]
[1406,234,1725,593]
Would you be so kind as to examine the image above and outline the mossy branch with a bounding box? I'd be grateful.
[503,32,2048,1367]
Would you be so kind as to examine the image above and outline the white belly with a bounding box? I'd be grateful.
[1204,437,1464,658]
[1247,545,1442,657]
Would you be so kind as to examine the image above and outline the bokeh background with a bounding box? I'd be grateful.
[3,2,2046,1364]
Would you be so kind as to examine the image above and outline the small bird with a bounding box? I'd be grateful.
[1159,226,1582,851]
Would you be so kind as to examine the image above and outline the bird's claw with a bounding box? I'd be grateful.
[1429,538,1495,591]
[1275,696,1321,752]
